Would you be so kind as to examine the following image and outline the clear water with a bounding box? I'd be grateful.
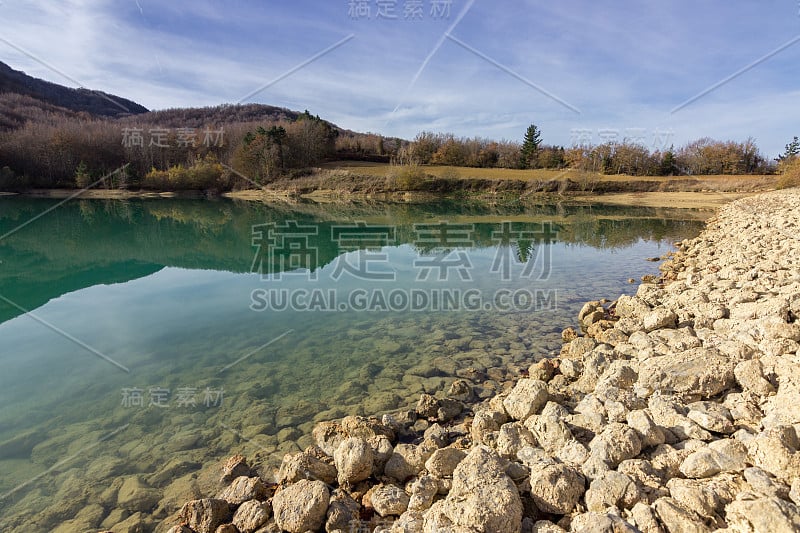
[0,197,707,531]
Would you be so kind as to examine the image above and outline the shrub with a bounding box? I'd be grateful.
[74,161,92,188]
[776,158,800,189]
[390,164,428,191]
[141,156,229,191]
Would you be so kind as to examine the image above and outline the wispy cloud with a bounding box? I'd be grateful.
[1,0,799,155]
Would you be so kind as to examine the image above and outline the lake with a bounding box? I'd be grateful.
[0,196,707,532]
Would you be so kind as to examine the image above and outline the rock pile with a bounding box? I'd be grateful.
[162,191,800,532]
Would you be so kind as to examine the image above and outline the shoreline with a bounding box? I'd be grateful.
[148,189,800,533]
[3,187,761,209]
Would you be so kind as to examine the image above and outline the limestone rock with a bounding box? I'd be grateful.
[637,348,735,398]
[272,479,330,533]
[232,499,271,533]
[528,463,585,515]
[503,379,550,421]
[725,496,800,533]
[369,483,410,517]
[277,448,337,485]
[218,476,268,505]
[589,423,642,468]
[585,470,641,512]
[425,447,466,478]
[652,497,709,533]
[178,499,233,533]
[334,437,374,485]
[422,446,522,532]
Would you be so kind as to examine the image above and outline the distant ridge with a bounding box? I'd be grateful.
[0,60,149,118]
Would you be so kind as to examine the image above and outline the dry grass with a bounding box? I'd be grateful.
[322,161,775,187]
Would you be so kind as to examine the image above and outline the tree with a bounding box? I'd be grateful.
[74,161,91,188]
[520,124,542,168]
[659,148,677,176]
[777,136,799,163]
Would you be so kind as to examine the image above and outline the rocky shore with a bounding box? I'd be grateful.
[154,190,800,533]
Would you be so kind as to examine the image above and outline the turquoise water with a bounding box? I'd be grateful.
[0,197,706,531]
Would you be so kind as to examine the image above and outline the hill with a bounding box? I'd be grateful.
[0,60,149,119]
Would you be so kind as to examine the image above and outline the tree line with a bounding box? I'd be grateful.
[0,106,796,192]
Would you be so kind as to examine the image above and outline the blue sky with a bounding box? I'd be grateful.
[1,0,799,156]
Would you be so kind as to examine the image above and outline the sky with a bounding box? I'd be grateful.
[1,0,799,157]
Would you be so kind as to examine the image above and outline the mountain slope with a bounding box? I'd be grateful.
[0,60,149,118]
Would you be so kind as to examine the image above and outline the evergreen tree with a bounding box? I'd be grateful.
[778,136,800,161]
[660,148,677,176]
[520,124,542,168]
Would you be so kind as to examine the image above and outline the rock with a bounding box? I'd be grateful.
[791,478,800,505]
[179,499,233,533]
[408,475,439,512]
[569,512,638,532]
[725,496,800,533]
[390,510,424,532]
[531,520,567,533]
[471,408,507,445]
[747,426,800,483]
[744,466,790,499]
[637,348,735,398]
[334,437,374,485]
[666,478,721,523]
[643,307,677,332]
[370,435,395,475]
[503,379,550,421]
[630,502,663,533]
[423,423,448,447]
[626,410,666,448]
[529,359,558,382]
[734,359,777,396]
[232,499,271,533]
[416,393,440,419]
[584,470,641,512]
[589,423,642,468]
[369,483,410,516]
[423,446,522,532]
[448,379,474,402]
[652,497,709,533]
[525,415,574,455]
[556,439,590,466]
[425,446,466,478]
[166,527,193,533]
[686,402,734,434]
[218,476,268,505]
[117,476,161,513]
[215,525,238,533]
[272,479,330,533]
[325,489,360,532]
[528,463,585,515]
[437,398,464,423]
[497,422,537,459]
[647,396,712,442]
[313,421,347,456]
[616,295,651,318]
[562,327,578,342]
[679,445,747,479]
[277,448,337,485]
[385,442,436,482]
